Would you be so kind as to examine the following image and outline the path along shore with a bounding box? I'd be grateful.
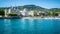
[22,17,60,19]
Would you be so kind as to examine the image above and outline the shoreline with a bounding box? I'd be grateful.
[22,17,60,19]
[0,17,60,19]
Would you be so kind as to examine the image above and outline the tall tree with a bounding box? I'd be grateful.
[0,9,5,16]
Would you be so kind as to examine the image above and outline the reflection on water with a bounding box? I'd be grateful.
[0,19,60,34]
[4,19,12,34]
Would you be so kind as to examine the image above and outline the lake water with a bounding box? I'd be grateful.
[0,19,60,34]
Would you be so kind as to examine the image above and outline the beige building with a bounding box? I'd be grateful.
[36,11,41,16]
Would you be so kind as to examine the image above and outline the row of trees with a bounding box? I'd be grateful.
[34,12,58,17]
[47,12,58,17]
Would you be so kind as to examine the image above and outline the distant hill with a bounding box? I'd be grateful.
[0,5,60,12]
[49,8,60,12]
[16,5,47,11]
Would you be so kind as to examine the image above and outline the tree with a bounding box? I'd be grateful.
[0,9,5,16]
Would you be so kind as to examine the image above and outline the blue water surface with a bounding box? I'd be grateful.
[0,19,60,34]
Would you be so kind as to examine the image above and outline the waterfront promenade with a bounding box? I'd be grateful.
[22,17,60,19]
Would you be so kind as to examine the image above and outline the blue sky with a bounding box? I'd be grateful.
[0,0,60,9]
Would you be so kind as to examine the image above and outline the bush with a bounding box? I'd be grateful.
[54,13,58,16]
[8,13,17,16]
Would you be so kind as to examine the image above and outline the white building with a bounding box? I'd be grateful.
[20,8,28,16]
[28,11,34,16]
[5,9,11,17]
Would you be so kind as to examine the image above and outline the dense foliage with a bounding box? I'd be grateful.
[8,13,17,16]
[0,9,5,16]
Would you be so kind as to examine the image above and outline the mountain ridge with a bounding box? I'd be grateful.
[0,5,60,12]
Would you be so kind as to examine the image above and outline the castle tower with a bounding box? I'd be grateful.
[5,9,8,17]
[8,9,11,14]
